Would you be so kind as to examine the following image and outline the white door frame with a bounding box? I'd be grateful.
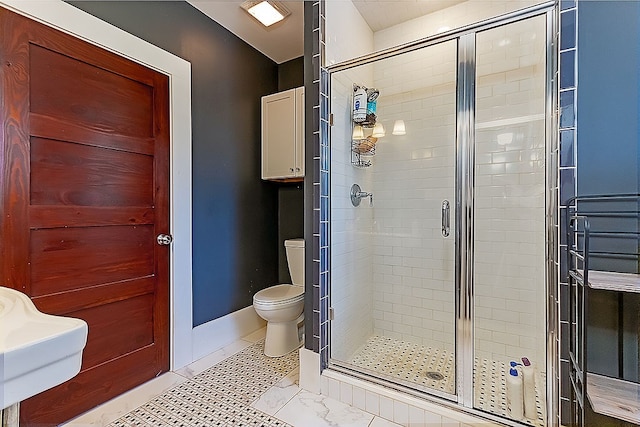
[0,0,194,370]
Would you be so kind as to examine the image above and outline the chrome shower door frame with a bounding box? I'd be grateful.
[455,32,476,409]
[326,3,559,425]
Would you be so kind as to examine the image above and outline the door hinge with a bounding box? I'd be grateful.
[329,113,334,126]
[329,307,335,321]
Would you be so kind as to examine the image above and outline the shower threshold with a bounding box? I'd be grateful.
[345,336,546,427]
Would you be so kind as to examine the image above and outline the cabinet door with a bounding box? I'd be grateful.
[262,89,296,179]
[295,87,305,177]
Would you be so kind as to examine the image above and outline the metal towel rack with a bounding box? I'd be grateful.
[565,194,640,426]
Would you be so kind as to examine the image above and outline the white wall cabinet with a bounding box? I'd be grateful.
[261,87,304,180]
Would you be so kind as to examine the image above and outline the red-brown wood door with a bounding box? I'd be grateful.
[0,8,170,426]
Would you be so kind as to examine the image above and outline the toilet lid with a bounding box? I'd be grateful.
[254,284,303,304]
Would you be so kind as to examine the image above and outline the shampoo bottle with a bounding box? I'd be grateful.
[506,367,524,420]
[521,357,537,420]
[352,86,367,123]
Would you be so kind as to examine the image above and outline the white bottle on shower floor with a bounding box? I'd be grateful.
[521,357,537,420]
[506,367,524,421]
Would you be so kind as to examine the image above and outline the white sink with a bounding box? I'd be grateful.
[0,287,88,409]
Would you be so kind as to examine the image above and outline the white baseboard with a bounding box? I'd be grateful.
[192,306,266,361]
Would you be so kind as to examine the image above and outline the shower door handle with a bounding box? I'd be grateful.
[441,200,450,237]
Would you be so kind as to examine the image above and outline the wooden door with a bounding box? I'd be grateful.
[0,8,170,426]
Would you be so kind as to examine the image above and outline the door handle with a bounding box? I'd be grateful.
[157,234,173,245]
[442,200,450,237]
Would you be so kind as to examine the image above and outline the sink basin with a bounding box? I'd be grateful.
[0,287,88,409]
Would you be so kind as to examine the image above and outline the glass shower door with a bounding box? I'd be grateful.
[329,40,459,399]
[473,16,547,424]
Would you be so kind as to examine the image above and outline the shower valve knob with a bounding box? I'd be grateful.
[350,184,373,207]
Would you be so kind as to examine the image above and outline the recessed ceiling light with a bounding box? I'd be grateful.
[241,1,290,27]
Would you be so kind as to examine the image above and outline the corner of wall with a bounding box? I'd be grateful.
[299,347,321,393]
[191,306,266,361]
[325,0,374,65]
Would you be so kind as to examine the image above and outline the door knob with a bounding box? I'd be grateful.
[157,234,173,245]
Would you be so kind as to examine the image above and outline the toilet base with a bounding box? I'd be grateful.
[264,318,303,357]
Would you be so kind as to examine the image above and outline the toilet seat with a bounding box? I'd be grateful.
[253,284,303,308]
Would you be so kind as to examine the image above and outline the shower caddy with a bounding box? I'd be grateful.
[566,194,640,426]
[350,84,379,168]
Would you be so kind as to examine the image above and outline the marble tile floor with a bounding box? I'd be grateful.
[64,329,504,427]
[348,336,545,427]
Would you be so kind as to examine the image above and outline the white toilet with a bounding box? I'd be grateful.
[253,238,305,357]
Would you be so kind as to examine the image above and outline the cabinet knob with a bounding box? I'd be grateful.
[295,167,300,172]
[290,168,294,172]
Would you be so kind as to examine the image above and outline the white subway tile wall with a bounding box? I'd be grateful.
[474,17,547,367]
[327,1,377,364]
[373,0,542,52]
[326,1,550,423]
[370,42,458,352]
[329,0,545,374]
[330,66,376,362]
[325,0,374,66]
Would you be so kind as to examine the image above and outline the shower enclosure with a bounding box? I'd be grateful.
[329,8,552,426]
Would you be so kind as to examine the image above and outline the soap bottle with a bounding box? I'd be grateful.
[506,367,524,420]
[352,86,367,123]
[521,357,537,420]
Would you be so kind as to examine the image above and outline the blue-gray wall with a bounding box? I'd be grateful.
[578,1,639,197]
[578,0,640,385]
[276,58,305,284]
[69,1,303,326]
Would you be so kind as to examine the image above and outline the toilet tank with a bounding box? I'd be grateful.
[284,238,305,286]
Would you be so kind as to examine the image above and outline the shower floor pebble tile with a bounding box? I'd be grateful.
[349,336,456,394]
[348,336,546,427]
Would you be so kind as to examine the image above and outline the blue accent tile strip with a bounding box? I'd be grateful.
[559,130,575,167]
[305,0,321,355]
[560,9,576,50]
[558,2,578,424]
[317,0,330,370]
[559,89,576,130]
[305,0,329,365]
[560,49,575,89]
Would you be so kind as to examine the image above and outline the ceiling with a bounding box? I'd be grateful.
[188,0,304,64]
[187,0,465,64]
